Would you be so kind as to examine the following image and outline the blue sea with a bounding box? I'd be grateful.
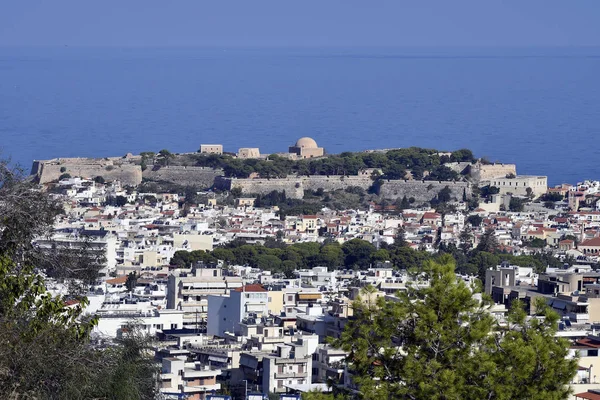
[1,46,599,186]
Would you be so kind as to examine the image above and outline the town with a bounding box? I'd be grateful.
[21,138,600,400]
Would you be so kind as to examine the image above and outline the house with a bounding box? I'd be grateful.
[160,358,221,400]
[207,284,270,338]
[579,237,600,256]
[200,144,223,155]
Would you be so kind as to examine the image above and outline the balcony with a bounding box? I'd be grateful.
[567,312,590,322]
[183,383,221,393]
[275,371,308,379]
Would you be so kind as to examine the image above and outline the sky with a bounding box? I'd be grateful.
[1,1,600,47]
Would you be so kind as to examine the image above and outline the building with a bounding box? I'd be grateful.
[34,228,118,277]
[95,302,184,338]
[288,137,324,159]
[488,175,548,198]
[166,266,243,329]
[200,145,223,155]
[172,233,214,252]
[579,237,600,256]
[207,284,270,338]
[239,342,314,394]
[238,148,261,159]
[160,358,221,400]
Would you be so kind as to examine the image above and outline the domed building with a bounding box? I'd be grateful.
[288,137,324,159]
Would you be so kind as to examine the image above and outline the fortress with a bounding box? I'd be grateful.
[215,175,471,204]
[31,156,143,186]
[32,137,527,203]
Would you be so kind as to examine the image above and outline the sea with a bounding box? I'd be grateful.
[1,46,599,186]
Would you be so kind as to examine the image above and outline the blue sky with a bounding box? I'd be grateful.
[1,1,599,47]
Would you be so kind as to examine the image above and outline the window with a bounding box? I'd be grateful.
[277,380,283,388]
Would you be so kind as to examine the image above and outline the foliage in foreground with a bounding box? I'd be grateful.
[0,160,158,399]
[332,255,578,400]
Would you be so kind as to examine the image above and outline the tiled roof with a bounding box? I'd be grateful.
[235,284,267,293]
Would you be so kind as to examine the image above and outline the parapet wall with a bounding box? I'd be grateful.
[217,175,471,203]
[143,166,223,188]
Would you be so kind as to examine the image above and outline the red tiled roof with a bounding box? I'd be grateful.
[580,237,600,247]
[235,284,267,293]
[576,338,600,349]
[575,392,600,400]
[422,213,441,219]
[106,276,128,285]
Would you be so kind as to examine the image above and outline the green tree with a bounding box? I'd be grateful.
[333,256,577,400]
[0,159,159,399]
[342,239,376,269]
[156,149,174,166]
[509,197,526,212]
[476,229,499,253]
[126,271,138,292]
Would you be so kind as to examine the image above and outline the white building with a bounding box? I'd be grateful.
[166,266,243,329]
[488,175,548,198]
[160,358,221,400]
[207,284,269,338]
[94,300,184,338]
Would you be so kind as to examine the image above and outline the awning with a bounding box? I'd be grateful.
[551,300,567,310]
[298,293,322,300]
[208,355,228,363]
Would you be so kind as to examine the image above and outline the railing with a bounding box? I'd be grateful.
[567,312,590,322]
[275,371,308,379]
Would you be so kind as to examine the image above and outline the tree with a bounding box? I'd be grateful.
[126,271,138,292]
[156,149,174,166]
[0,158,159,399]
[526,187,534,200]
[333,256,577,400]
[476,229,499,253]
[397,195,410,210]
[509,197,526,212]
[466,214,483,227]
[342,239,376,269]
[437,186,452,203]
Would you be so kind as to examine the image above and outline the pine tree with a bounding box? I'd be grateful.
[333,255,577,399]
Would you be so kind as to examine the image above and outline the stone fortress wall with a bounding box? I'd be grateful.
[142,166,224,188]
[379,180,471,203]
[216,175,471,203]
[471,163,517,182]
[32,157,143,186]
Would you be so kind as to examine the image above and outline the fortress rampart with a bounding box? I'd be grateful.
[471,163,517,182]
[33,158,142,186]
[142,166,223,188]
[216,175,471,203]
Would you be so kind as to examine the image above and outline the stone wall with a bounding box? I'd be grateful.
[217,175,471,203]
[471,163,517,182]
[379,180,471,203]
[143,166,223,188]
[35,160,142,186]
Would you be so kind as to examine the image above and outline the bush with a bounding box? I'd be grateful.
[58,173,71,180]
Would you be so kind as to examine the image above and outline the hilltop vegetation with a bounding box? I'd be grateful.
[151,147,475,180]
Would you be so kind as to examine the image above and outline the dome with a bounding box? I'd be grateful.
[295,137,318,149]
